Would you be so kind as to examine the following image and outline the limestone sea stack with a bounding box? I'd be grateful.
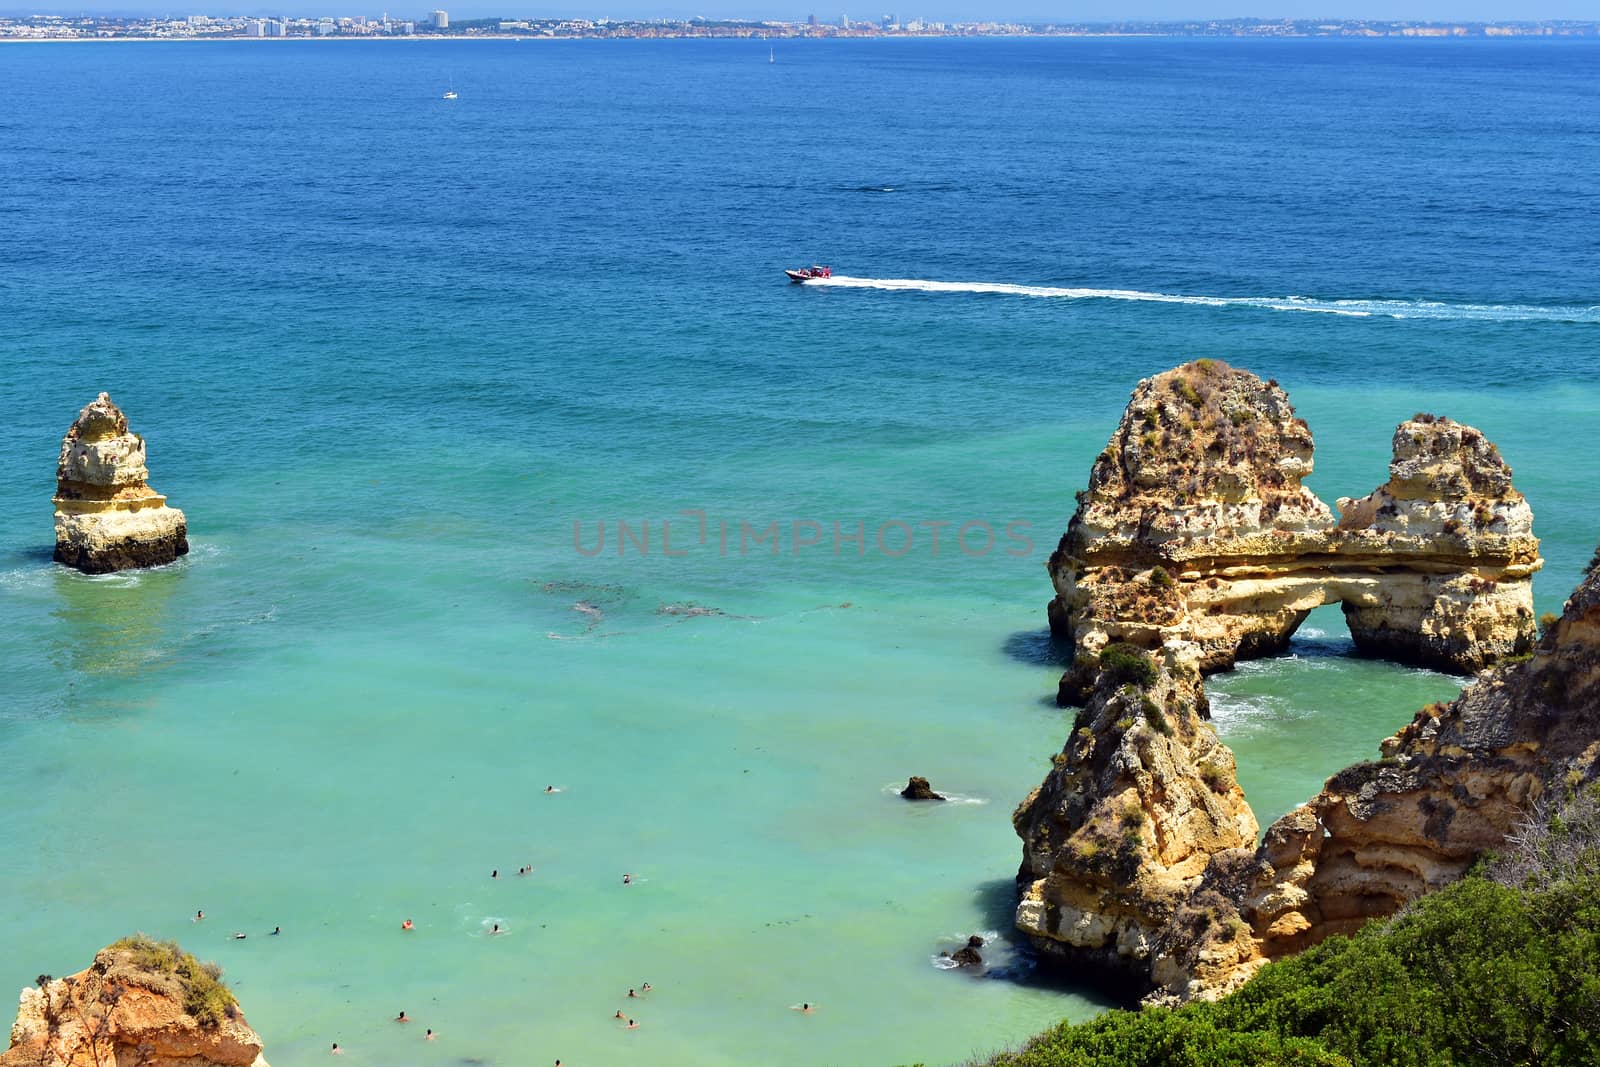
[53,393,188,574]
[1014,641,1256,982]
[0,937,268,1067]
[1015,360,1552,1002]
[1047,360,1540,701]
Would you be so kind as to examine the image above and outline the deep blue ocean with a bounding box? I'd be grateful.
[1,36,1598,1067]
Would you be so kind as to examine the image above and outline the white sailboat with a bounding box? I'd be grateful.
[769,46,775,63]
[443,75,458,100]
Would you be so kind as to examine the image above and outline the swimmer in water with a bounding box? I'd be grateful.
[793,1003,815,1014]
[396,1011,410,1023]
[626,1019,639,1030]
[641,982,652,993]
[425,1030,435,1041]
[270,926,281,936]
[492,869,499,879]
[622,874,632,885]
[330,1043,342,1055]
[194,910,204,922]
[491,923,503,935]
[614,1010,625,1020]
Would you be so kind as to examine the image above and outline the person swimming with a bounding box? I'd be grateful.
[792,1003,815,1013]
[491,923,503,935]
[492,869,499,879]
[626,1019,639,1030]
[330,1043,342,1055]
[402,919,414,931]
[545,785,556,794]
[614,1010,625,1019]
[270,926,281,936]
[627,988,637,998]
[194,910,204,922]
[425,1029,435,1041]
[622,873,632,885]
[396,1011,410,1023]
[640,982,652,993]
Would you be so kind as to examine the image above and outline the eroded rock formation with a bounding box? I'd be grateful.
[1016,360,1558,1001]
[1048,361,1539,701]
[1150,551,1600,1000]
[1,939,268,1067]
[53,393,188,574]
[1015,640,1255,981]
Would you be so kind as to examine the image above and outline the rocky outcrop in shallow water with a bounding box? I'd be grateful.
[1047,361,1539,701]
[0,939,268,1067]
[52,393,188,574]
[1016,360,1555,1000]
[901,776,946,801]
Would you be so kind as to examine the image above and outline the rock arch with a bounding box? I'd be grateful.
[1014,360,1547,1001]
[1046,362,1540,702]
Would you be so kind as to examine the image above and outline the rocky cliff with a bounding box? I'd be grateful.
[1018,360,1557,1000]
[1047,361,1539,701]
[1,937,267,1067]
[1157,547,1600,999]
[53,393,188,574]
[1014,640,1256,983]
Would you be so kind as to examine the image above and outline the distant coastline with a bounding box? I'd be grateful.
[3,15,1598,42]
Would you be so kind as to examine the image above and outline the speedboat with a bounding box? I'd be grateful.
[785,265,832,283]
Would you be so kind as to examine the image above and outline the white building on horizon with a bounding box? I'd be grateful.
[430,9,448,28]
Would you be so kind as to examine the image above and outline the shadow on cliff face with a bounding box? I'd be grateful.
[958,879,1125,1008]
[2,546,57,568]
[1002,628,1075,669]
[1001,629,1081,707]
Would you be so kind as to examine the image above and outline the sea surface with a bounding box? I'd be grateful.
[1,36,1598,1067]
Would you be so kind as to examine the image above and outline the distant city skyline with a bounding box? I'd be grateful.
[7,0,1600,24]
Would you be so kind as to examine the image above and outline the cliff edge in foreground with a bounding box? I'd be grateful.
[1,937,267,1067]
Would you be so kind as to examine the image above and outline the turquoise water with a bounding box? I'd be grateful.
[2,37,1599,1067]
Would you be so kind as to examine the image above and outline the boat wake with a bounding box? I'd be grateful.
[804,275,1600,323]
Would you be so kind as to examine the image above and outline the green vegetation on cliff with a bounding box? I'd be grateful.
[944,788,1600,1067]
[105,934,237,1026]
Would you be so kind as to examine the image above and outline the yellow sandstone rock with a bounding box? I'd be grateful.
[53,393,188,574]
[1046,361,1539,702]
[1015,360,1577,1003]
[1,939,268,1067]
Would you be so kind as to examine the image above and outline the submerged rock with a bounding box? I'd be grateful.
[0,937,268,1067]
[901,776,946,801]
[52,393,188,574]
